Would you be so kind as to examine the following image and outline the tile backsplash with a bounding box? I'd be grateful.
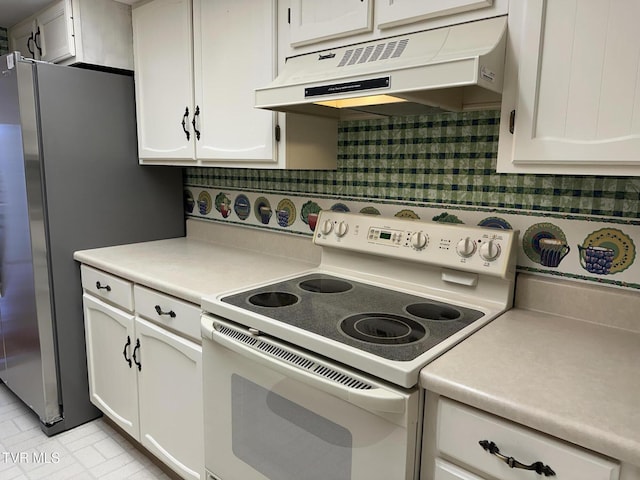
[185,110,640,291]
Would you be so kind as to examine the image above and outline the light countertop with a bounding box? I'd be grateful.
[75,225,640,466]
[73,219,321,304]
[421,274,640,466]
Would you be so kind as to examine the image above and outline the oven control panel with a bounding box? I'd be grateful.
[313,211,518,278]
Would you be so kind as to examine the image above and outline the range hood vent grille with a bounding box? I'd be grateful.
[338,38,410,68]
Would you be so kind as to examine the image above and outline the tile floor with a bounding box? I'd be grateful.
[0,384,175,479]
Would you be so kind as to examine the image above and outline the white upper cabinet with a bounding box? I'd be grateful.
[289,0,373,47]
[283,0,507,56]
[193,0,275,163]
[133,0,337,169]
[132,0,194,161]
[497,0,640,175]
[8,0,133,70]
[376,0,493,30]
[9,0,74,63]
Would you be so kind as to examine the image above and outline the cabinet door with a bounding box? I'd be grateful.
[82,294,139,439]
[37,0,75,63]
[136,317,203,480]
[193,0,276,163]
[497,0,640,175]
[377,0,492,30]
[132,0,195,161]
[8,19,37,59]
[288,0,373,47]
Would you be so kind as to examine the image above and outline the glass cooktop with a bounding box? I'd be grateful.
[221,273,484,362]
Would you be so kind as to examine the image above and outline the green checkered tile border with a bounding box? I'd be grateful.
[185,110,640,219]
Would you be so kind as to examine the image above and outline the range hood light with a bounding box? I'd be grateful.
[314,95,408,109]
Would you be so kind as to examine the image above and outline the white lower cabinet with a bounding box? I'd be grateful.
[136,317,203,480]
[81,266,204,480]
[83,294,139,438]
[424,396,621,480]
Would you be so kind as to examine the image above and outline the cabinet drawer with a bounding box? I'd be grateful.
[437,398,620,480]
[435,459,484,480]
[134,285,200,342]
[81,265,134,311]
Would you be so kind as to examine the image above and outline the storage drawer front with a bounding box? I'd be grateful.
[435,458,486,480]
[437,398,620,480]
[134,285,200,342]
[81,265,134,311]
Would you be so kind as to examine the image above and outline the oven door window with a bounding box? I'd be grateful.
[232,374,352,480]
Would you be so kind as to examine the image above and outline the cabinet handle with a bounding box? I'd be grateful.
[122,336,132,368]
[181,107,190,140]
[479,440,556,476]
[95,281,111,292]
[34,26,42,56]
[192,105,201,141]
[27,32,35,57]
[154,305,176,318]
[509,109,515,134]
[132,338,142,371]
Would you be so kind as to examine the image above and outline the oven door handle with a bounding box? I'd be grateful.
[206,324,407,414]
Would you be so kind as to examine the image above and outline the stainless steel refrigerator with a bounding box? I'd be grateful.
[0,52,185,435]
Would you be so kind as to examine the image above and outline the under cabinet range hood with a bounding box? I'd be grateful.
[256,16,508,119]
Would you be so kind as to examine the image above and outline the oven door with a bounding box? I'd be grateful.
[201,315,421,480]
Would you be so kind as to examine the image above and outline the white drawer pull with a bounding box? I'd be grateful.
[479,440,556,476]
[154,304,176,318]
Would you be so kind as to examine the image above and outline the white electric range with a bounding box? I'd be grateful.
[200,210,518,480]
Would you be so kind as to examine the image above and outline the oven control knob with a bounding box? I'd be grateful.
[410,231,428,250]
[335,221,348,237]
[320,219,333,235]
[456,237,477,257]
[479,239,501,261]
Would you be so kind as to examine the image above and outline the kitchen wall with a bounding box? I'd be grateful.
[185,110,640,291]
[2,29,636,291]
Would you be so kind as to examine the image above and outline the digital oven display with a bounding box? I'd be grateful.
[380,232,392,240]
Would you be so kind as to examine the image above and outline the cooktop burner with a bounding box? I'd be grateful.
[299,278,353,293]
[340,313,427,345]
[222,273,484,362]
[248,292,299,308]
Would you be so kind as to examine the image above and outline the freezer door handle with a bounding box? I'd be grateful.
[205,320,407,414]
